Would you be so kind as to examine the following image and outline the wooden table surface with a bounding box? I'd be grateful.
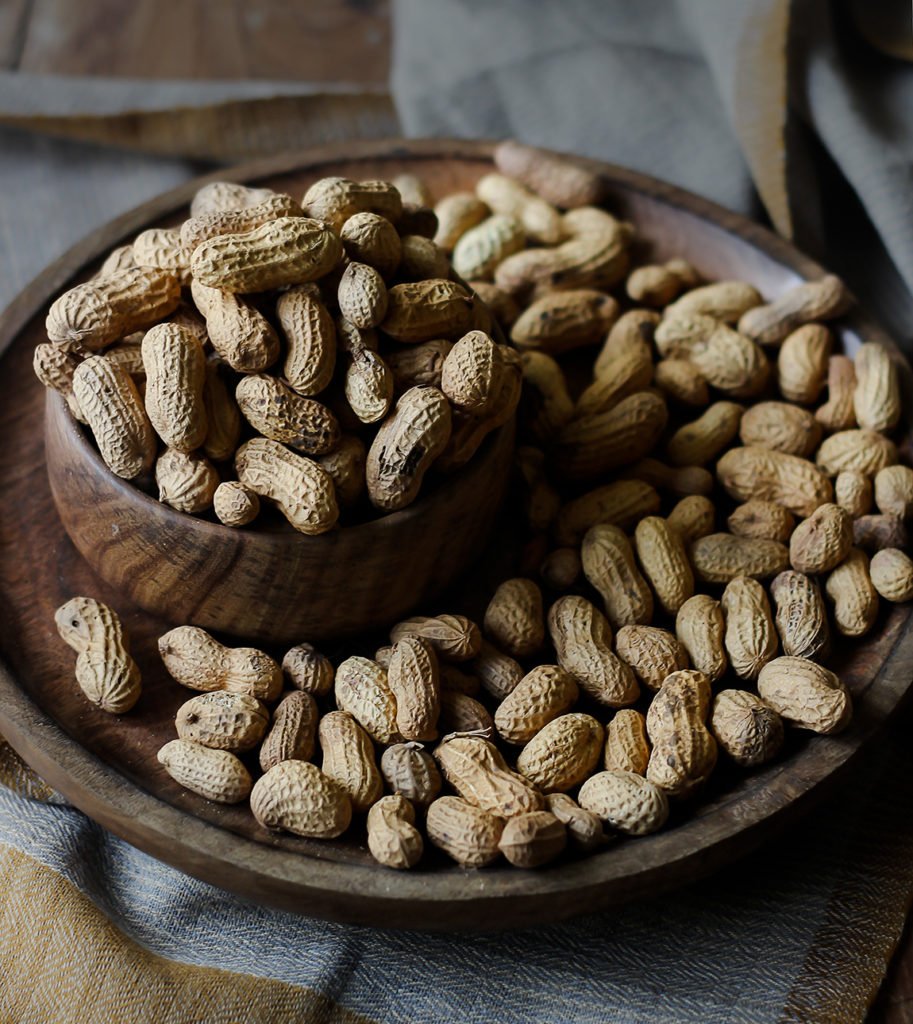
[0,1,910,1019]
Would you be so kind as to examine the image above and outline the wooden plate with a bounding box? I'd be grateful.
[0,139,911,931]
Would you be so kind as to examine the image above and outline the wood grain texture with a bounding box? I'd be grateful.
[46,391,515,644]
[0,140,912,931]
[17,0,390,82]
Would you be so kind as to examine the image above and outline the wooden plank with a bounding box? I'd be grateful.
[17,0,390,82]
[0,0,30,69]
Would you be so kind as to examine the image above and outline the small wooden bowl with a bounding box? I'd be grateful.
[45,391,515,644]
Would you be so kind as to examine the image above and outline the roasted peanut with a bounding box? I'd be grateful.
[853,342,901,432]
[825,547,879,637]
[675,595,727,682]
[158,625,282,701]
[434,734,543,817]
[770,570,830,660]
[499,811,567,868]
[334,656,399,745]
[277,284,336,395]
[816,430,897,476]
[666,281,762,323]
[554,480,660,546]
[778,325,832,403]
[874,466,913,519]
[604,709,650,775]
[757,657,852,734]
[835,471,873,519]
[55,597,141,714]
[367,795,423,870]
[282,643,334,697]
[453,214,525,281]
[175,691,268,752]
[816,355,857,432]
[213,480,260,527]
[484,578,545,658]
[302,176,402,231]
[319,711,383,813]
[717,447,833,517]
[616,626,689,692]
[727,500,795,543]
[666,495,715,543]
[666,402,743,466]
[721,577,778,681]
[426,796,503,867]
[494,140,605,208]
[251,760,352,838]
[548,595,639,707]
[259,690,318,771]
[739,401,822,457]
[157,739,252,804]
[494,665,579,745]
[191,280,279,373]
[516,713,603,792]
[738,274,851,346]
[646,669,717,797]
[634,516,695,615]
[711,690,784,767]
[545,793,604,851]
[690,533,789,584]
[511,289,618,354]
[340,211,402,279]
[870,548,913,602]
[581,525,653,629]
[789,503,852,574]
[155,449,219,514]
[578,770,669,835]
[380,742,442,806]
[387,636,441,742]
[391,614,482,662]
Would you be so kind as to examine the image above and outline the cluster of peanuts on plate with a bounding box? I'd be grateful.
[48,141,913,871]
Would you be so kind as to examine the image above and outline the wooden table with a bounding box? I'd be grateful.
[0,1,910,1018]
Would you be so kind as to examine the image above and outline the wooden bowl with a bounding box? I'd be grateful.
[0,139,911,931]
[45,391,515,645]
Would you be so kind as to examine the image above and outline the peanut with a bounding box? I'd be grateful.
[666,401,743,466]
[835,471,873,519]
[33,341,86,421]
[96,244,136,278]
[387,636,441,742]
[391,614,482,662]
[433,192,489,251]
[721,577,778,681]
[434,734,544,817]
[472,639,525,700]
[132,227,191,285]
[816,354,857,432]
[494,665,579,744]
[259,690,318,771]
[337,261,388,330]
[302,177,402,232]
[47,266,180,350]
[581,525,653,629]
[825,547,879,636]
[511,289,618,354]
[277,284,336,394]
[250,760,352,838]
[441,330,503,414]
[155,449,219,514]
[191,280,279,373]
[711,690,784,767]
[519,353,575,445]
[476,172,564,245]
[213,480,260,527]
[190,181,284,217]
[181,193,301,251]
[340,211,402,279]
[604,709,650,775]
[777,324,832,403]
[55,597,141,714]
[236,375,339,456]
[717,447,833,517]
[578,770,669,835]
[675,595,727,682]
[665,281,762,323]
[72,355,156,479]
[646,669,717,797]
[367,795,423,870]
[789,503,852,574]
[452,214,525,281]
[616,626,689,692]
[398,235,450,280]
[515,713,603,792]
[854,514,909,553]
[317,434,367,506]
[201,360,241,462]
[380,742,442,806]
[484,578,545,658]
[853,342,901,432]
[666,495,716,543]
[191,217,342,293]
[574,339,653,419]
[494,140,605,208]
[499,811,567,868]
[141,324,207,452]
[653,359,710,407]
[625,458,714,498]
[158,625,282,701]
[816,430,897,476]
[282,643,334,697]
[426,796,503,867]
[770,570,830,660]
[388,339,453,394]
[365,386,452,510]
[539,547,582,591]
[626,260,698,307]
[439,690,494,735]
[593,309,657,378]
[690,533,789,584]
[547,595,639,706]
[738,274,851,345]
[739,401,822,457]
[554,390,668,480]
[319,711,383,813]
[870,548,913,602]
[334,656,399,745]
[634,516,695,614]
[874,466,913,519]
[544,793,604,851]
[157,739,252,803]
[175,691,267,752]
[727,500,796,543]
[554,480,660,547]
[757,657,852,734]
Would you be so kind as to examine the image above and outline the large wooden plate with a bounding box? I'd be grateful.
[0,139,911,931]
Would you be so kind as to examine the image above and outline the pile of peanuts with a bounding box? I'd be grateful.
[49,141,913,871]
[35,173,519,529]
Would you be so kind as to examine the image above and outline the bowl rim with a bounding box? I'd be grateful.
[0,137,910,931]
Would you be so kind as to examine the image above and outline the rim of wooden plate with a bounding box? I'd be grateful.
[0,138,910,931]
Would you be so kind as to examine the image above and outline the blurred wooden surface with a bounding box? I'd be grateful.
[1,0,912,1015]
[0,0,390,82]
